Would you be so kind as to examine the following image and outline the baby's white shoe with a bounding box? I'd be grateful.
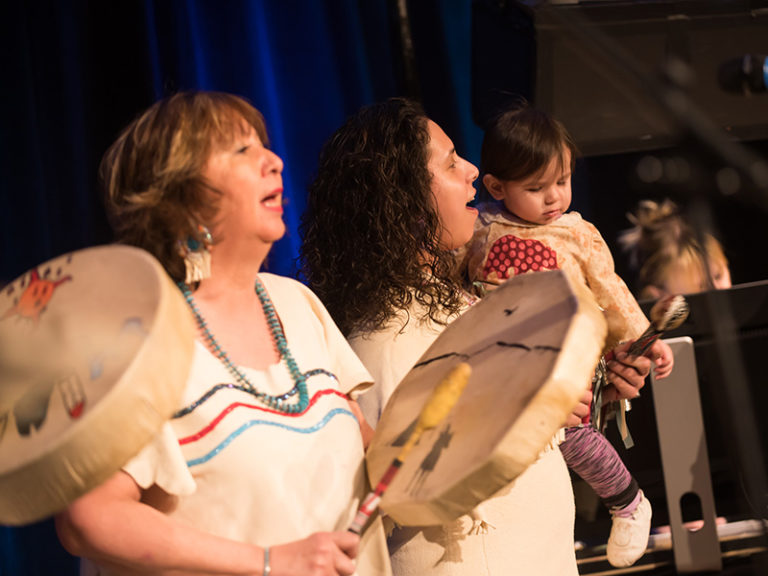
[607,490,652,567]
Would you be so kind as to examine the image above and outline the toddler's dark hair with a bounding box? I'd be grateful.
[481,102,578,183]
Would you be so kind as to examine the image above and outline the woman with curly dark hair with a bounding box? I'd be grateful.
[300,98,467,338]
[300,99,652,575]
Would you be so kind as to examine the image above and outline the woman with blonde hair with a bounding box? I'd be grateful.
[620,199,732,299]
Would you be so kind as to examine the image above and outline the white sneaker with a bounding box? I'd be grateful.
[607,491,652,567]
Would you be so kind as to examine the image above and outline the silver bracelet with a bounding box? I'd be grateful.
[263,546,271,576]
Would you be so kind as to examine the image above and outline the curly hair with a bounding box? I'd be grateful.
[619,199,728,297]
[481,102,578,184]
[300,98,466,337]
[101,91,268,282]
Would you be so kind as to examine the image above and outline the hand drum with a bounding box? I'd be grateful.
[366,270,607,526]
[0,245,195,525]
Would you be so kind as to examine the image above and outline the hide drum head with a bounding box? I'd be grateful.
[366,270,607,526]
[0,245,195,525]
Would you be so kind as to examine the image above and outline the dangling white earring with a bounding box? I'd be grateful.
[178,225,213,284]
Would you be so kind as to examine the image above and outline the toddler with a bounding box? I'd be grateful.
[461,103,674,568]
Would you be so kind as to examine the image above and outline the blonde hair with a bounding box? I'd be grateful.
[619,199,729,298]
[101,91,269,282]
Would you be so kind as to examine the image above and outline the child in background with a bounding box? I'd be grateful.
[619,199,732,299]
[461,103,674,568]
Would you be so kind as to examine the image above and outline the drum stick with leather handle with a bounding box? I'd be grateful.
[348,362,471,534]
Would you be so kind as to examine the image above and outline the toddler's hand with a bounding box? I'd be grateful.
[647,339,674,380]
[564,388,592,427]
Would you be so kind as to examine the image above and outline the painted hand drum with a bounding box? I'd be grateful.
[0,245,195,525]
[366,270,607,526]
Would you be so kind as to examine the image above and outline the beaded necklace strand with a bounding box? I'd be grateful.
[178,278,309,414]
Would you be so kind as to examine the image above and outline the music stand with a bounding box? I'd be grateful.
[651,336,721,572]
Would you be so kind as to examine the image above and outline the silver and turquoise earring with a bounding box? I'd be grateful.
[178,225,213,284]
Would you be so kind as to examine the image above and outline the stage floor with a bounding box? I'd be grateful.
[576,519,768,575]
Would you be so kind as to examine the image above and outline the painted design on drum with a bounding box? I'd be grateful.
[407,423,453,495]
[89,317,147,380]
[413,340,561,369]
[1,264,73,326]
[184,408,357,468]
[0,307,143,445]
[0,259,81,444]
[0,371,86,445]
[391,302,564,490]
[482,234,558,283]
[11,372,85,436]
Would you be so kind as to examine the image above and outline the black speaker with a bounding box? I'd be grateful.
[472,0,768,156]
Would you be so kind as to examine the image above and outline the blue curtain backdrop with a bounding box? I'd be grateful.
[0,1,481,573]
[0,0,483,284]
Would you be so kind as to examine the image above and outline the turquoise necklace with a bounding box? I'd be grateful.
[178,278,309,414]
